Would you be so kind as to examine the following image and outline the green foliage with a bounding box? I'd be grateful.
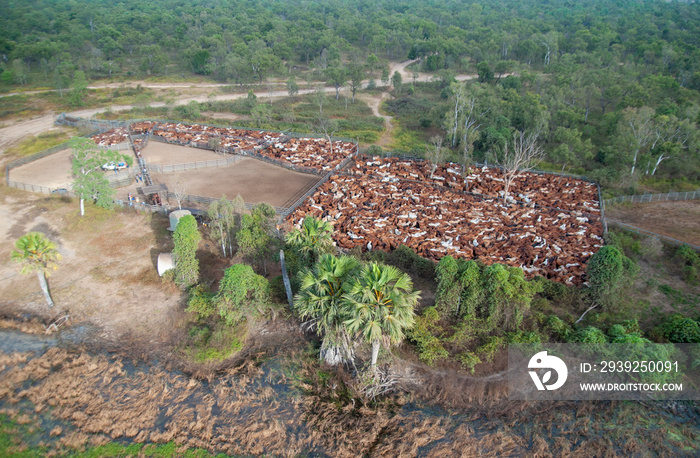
[10,232,61,277]
[175,101,202,120]
[545,316,572,341]
[569,326,607,343]
[386,245,435,279]
[173,215,201,289]
[237,203,277,274]
[658,314,700,343]
[457,351,482,373]
[11,231,62,308]
[285,215,335,266]
[435,256,461,316]
[607,324,649,343]
[295,254,360,336]
[70,137,130,212]
[586,245,637,308]
[607,231,642,258]
[676,245,700,285]
[186,285,215,320]
[435,260,540,332]
[407,307,448,365]
[367,144,383,156]
[215,264,271,326]
[506,331,541,344]
[69,70,87,107]
[208,195,243,257]
[344,262,421,366]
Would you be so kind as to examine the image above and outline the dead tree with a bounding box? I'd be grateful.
[425,136,445,179]
[499,132,544,205]
[172,173,187,210]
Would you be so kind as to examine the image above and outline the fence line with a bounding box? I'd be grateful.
[146,155,242,174]
[604,190,700,207]
[605,219,700,251]
[280,170,334,220]
[162,191,287,214]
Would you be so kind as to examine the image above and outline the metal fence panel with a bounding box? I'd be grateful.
[604,190,699,207]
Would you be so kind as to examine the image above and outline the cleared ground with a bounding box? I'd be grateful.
[141,141,223,165]
[150,156,320,208]
[8,148,74,189]
[606,200,700,246]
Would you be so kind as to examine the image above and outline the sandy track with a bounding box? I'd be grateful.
[0,60,487,154]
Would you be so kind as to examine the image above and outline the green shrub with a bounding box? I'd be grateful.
[607,324,649,343]
[506,331,541,344]
[569,326,607,343]
[545,316,572,341]
[659,314,700,343]
[407,306,448,365]
[676,245,700,285]
[186,285,215,320]
[387,245,435,278]
[457,351,481,374]
[586,245,637,308]
[367,144,383,156]
[215,264,271,325]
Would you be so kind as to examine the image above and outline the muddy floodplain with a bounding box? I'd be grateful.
[0,340,698,456]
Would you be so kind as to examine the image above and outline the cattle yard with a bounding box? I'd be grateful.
[287,157,604,285]
[9,119,603,285]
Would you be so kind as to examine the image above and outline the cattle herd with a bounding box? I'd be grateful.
[91,122,356,173]
[91,123,603,285]
[288,156,604,285]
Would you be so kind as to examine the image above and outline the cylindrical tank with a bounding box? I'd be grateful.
[168,209,192,231]
[157,253,175,276]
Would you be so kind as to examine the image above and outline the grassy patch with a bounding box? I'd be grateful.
[0,413,223,457]
[4,131,78,158]
[658,284,700,313]
[63,203,121,233]
[183,320,247,363]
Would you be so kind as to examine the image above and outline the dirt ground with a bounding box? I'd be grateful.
[141,142,224,165]
[8,148,75,189]
[150,157,320,208]
[606,200,700,247]
[0,190,184,348]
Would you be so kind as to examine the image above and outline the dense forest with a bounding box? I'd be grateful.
[2,0,699,192]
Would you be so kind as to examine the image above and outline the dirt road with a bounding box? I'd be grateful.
[0,60,487,154]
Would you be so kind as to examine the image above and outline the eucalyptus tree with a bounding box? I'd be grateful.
[71,137,131,216]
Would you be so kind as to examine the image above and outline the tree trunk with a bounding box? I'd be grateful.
[37,271,54,308]
[371,340,380,369]
[80,198,85,216]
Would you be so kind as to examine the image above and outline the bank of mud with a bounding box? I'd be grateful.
[0,326,699,456]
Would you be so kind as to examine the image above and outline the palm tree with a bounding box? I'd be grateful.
[343,263,420,370]
[285,215,335,265]
[295,254,360,365]
[11,232,62,308]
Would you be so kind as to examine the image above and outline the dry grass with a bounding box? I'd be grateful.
[0,345,697,456]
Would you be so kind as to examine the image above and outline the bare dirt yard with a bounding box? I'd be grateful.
[0,189,186,349]
[606,200,700,247]
[8,148,74,189]
[150,156,320,208]
[141,141,224,165]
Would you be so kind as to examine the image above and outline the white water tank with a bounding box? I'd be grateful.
[168,209,191,231]
[157,253,175,276]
